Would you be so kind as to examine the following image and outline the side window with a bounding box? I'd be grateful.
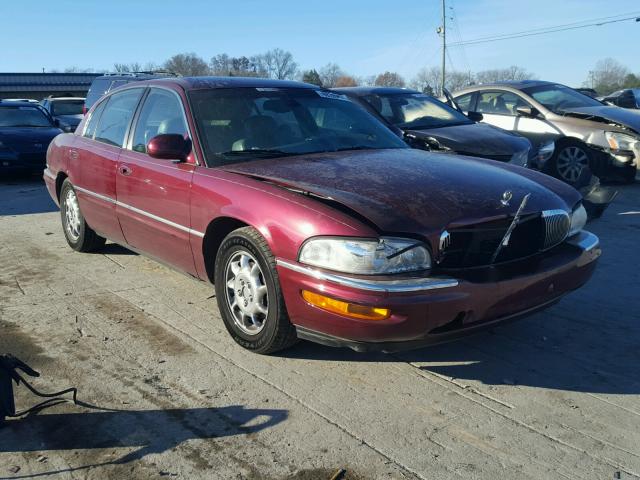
[83,99,107,139]
[94,89,143,147]
[132,89,188,153]
[476,91,525,116]
[454,93,473,112]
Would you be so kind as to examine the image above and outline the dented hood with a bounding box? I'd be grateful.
[561,106,640,134]
[222,149,581,234]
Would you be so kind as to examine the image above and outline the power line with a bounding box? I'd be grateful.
[449,13,640,47]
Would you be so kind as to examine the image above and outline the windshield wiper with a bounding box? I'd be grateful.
[9,124,49,128]
[217,149,298,159]
[332,145,379,152]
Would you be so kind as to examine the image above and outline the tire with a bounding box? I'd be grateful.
[548,139,593,186]
[214,226,298,354]
[59,179,106,252]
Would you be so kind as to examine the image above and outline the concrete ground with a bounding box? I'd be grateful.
[0,174,639,480]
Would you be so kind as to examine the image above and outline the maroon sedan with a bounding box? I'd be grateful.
[43,77,600,354]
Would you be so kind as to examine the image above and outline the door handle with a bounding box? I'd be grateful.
[118,164,133,176]
[69,149,79,161]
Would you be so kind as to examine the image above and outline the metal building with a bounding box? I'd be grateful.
[0,73,101,100]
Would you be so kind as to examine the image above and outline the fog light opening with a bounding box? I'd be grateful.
[301,290,390,321]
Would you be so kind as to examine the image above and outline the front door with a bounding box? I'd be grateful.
[115,87,197,275]
[475,90,559,149]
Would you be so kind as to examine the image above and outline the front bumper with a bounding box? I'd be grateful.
[276,231,600,352]
[0,151,46,172]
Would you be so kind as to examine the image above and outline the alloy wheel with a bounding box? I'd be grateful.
[63,188,81,241]
[556,146,589,183]
[224,250,269,335]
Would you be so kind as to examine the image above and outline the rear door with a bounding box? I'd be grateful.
[70,89,144,243]
[115,87,197,275]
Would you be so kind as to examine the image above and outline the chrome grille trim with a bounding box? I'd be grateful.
[541,209,570,250]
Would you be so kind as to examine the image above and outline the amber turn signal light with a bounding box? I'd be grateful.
[301,290,390,321]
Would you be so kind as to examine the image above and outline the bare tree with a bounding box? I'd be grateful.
[319,63,344,88]
[253,49,298,80]
[589,58,629,94]
[211,54,265,77]
[163,53,210,76]
[410,67,441,94]
[113,62,143,73]
[475,66,534,84]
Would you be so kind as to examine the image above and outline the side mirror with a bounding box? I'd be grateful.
[516,105,538,118]
[467,111,483,122]
[63,125,74,133]
[147,134,191,162]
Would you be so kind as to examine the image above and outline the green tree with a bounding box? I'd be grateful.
[302,69,323,86]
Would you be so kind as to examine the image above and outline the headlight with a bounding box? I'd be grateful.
[299,236,432,275]
[569,204,587,237]
[510,147,529,167]
[537,141,555,164]
[605,131,638,151]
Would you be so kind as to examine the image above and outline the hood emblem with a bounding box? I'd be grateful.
[500,190,513,207]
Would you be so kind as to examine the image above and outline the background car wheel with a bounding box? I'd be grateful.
[60,179,106,252]
[214,226,297,354]
[548,140,593,186]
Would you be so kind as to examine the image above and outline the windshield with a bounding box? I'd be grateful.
[363,93,472,129]
[189,88,407,165]
[51,100,84,116]
[522,84,603,113]
[0,106,52,127]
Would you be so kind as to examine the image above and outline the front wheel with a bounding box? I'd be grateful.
[548,140,593,186]
[214,227,297,354]
[60,179,106,252]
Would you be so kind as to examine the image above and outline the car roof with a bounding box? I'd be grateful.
[333,86,421,96]
[0,100,44,107]
[133,76,319,91]
[47,97,85,101]
[470,80,555,90]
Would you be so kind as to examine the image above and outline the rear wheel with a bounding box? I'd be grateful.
[60,179,106,252]
[214,227,297,354]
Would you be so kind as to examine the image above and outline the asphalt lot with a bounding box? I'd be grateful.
[1,173,639,480]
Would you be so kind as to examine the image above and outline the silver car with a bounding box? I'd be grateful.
[452,81,638,184]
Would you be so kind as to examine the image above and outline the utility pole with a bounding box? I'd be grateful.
[440,0,446,96]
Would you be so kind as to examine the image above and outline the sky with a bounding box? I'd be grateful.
[1,0,639,86]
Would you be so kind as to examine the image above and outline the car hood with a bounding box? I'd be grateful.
[405,122,530,158]
[222,149,581,235]
[560,106,640,134]
[55,114,83,126]
[0,127,62,152]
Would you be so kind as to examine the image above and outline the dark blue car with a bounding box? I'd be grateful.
[0,101,62,174]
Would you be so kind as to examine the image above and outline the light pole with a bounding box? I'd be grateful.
[440,0,446,96]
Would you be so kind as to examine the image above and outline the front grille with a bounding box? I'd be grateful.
[439,209,569,269]
[541,210,570,250]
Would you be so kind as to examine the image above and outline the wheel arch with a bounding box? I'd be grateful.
[55,171,69,201]
[202,216,251,283]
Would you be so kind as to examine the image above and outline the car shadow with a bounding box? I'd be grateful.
[96,243,138,256]
[0,404,287,478]
[0,174,57,216]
